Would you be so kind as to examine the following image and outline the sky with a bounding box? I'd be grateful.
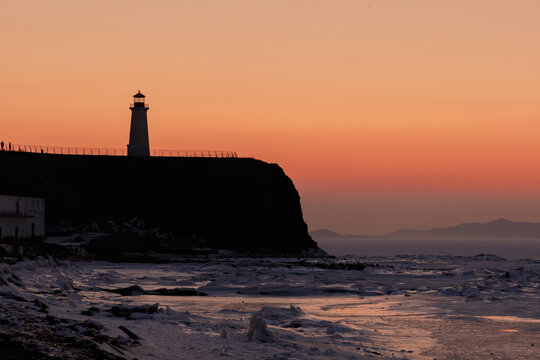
[2,1,540,234]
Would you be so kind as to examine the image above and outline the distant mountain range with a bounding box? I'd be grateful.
[310,218,540,240]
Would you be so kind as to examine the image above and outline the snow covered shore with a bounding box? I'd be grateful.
[0,255,539,359]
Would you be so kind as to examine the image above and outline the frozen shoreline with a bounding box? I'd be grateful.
[1,255,539,359]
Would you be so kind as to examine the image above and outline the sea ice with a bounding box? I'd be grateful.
[1,254,539,359]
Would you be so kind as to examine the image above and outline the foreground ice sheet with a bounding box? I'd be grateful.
[1,254,539,359]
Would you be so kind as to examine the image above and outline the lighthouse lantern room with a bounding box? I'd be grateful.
[133,91,146,107]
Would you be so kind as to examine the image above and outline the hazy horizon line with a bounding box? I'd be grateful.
[310,217,540,237]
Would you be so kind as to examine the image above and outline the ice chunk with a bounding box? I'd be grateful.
[247,315,273,342]
[110,303,160,318]
[439,287,461,296]
[0,263,12,274]
[252,306,304,326]
[221,324,229,339]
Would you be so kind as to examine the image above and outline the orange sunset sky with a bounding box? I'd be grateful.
[2,1,540,234]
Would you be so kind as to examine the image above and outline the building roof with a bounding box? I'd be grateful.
[133,90,145,98]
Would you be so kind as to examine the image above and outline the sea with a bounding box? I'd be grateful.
[315,237,540,260]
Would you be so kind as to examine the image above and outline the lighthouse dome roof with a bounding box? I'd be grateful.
[133,90,145,98]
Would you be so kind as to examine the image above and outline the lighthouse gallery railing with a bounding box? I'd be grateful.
[7,144,238,158]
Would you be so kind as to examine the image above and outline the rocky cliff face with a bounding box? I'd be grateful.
[0,152,319,254]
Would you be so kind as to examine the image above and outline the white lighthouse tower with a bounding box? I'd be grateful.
[127,91,150,156]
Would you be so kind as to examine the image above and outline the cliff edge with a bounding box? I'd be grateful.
[0,151,320,254]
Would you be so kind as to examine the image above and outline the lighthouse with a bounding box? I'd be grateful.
[128,91,150,156]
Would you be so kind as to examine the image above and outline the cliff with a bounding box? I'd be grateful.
[0,151,319,254]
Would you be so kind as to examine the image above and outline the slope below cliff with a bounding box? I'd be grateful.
[0,151,319,254]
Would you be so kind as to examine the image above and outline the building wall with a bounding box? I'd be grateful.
[0,195,45,239]
[128,107,150,156]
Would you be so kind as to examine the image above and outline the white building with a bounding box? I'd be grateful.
[0,195,45,239]
[127,90,150,156]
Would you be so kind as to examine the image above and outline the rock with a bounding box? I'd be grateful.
[0,152,323,255]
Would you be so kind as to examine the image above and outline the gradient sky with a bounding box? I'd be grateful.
[2,1,540,234]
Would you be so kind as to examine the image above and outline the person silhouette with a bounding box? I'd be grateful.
[1,141,4,150]
[8,142,11,151]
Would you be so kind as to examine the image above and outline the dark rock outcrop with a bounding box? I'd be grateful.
[102,285,207,296]
[0,151,319,254]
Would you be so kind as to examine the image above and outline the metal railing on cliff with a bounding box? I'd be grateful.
[4,144,238,158]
